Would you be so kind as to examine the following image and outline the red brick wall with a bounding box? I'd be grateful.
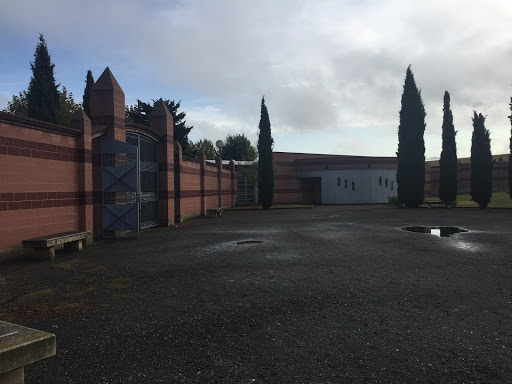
[273,152,310,203]
[0,112,90,249]
[221,165,234,208]
[179,158,203,219]
[425,155,509,197]
[204,163,218,210]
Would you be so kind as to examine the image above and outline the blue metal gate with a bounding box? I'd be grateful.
[126,133,159,229]
[101,137,139,239]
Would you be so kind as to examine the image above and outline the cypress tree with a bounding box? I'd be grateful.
[470,111,493,208]
[82,70,94,117]
[257,97,274,209]
[396,66,426,208]
[509,97,512,197]
[26,34,60,123]
[439,91,458,201]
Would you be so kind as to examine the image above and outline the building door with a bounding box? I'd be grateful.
[126,133,159,229]
[302,178,321,204]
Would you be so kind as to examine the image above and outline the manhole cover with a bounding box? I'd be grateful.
[236,240,263,245]
[402,226,468,237]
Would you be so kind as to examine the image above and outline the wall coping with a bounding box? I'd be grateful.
[0,112,83,137]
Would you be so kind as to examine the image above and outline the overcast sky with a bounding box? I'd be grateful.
[1,0,511,158]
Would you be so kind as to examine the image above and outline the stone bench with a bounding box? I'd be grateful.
[423,200,455,208]
[0,321,56,384]
[22,231,91,260]
[206,208,224,218]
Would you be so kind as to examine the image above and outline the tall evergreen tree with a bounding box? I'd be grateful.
[509,97,512,197]
[439,91,458,201]
[257,97,274,209]
[396,66,426,208]
[470,111,493,208]
[82,70,94,117]
[125,99,193,152]
[4,87,79,125]
[26,34,60,123]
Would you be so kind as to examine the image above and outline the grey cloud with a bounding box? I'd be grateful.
[1,0,511,158]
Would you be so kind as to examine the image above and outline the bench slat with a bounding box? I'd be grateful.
[22,231,90,248]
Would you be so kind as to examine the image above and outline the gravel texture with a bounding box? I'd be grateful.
[1,205,512,383]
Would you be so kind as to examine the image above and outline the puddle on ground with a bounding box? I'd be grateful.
[402,226,468,237]
[236,240,263,245]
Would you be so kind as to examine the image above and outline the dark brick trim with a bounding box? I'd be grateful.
[274,189,301,194]
[0,135,92,163]
[0,191,93,211]
[0,111,83,137]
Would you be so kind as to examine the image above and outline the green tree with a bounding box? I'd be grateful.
[126,99,193,152]
[396,66,426,208]
[257,97,274,209]
[509,97,512,198]
[221,134,257,161]
[439,91,458,201]
[3,87,79,126]
[3,90,28,116]
[470,111,493,208]
[188,139,217,159]
[27,34,60,123]
[82,70,94,116]
[57,86,81,126]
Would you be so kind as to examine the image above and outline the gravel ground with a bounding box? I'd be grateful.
[1,205,512,383]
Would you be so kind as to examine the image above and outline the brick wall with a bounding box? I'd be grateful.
[425,155,509,197]
[0,112,92,251]
[174,145,236,222]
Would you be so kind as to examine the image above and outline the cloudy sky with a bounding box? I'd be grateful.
[1,0,511,158]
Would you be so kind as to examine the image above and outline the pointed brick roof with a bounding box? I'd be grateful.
[150,99,172,117]
[92,67,123,92]
[71,109,91,121]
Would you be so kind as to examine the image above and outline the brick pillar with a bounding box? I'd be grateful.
[230,160,236,207]
[90,67,126,142]
[174,141,183,223]
[216,155,222,208]
[149,100,174,226]
[72,110,93,244]
[199,152,206,215]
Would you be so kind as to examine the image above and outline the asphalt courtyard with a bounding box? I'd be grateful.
[1,205,512,383]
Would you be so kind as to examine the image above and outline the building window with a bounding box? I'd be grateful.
[385,178,388,188]
[344,179,348,189]
[337,177,341,186]
[391,181,394,190]
[352,181,355,191]
[379,176,382,186]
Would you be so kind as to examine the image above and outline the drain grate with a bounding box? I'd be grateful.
[402,226,468,237]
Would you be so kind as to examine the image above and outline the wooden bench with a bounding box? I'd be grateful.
[423,200,455,208]
[206,208,224,218]
[22,231,91,260]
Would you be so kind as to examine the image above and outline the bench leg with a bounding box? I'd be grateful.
[0,367,24,384]
[34,247,55,260]
[64,240,83,252]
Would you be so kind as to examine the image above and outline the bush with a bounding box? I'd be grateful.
[388,196,403,206]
